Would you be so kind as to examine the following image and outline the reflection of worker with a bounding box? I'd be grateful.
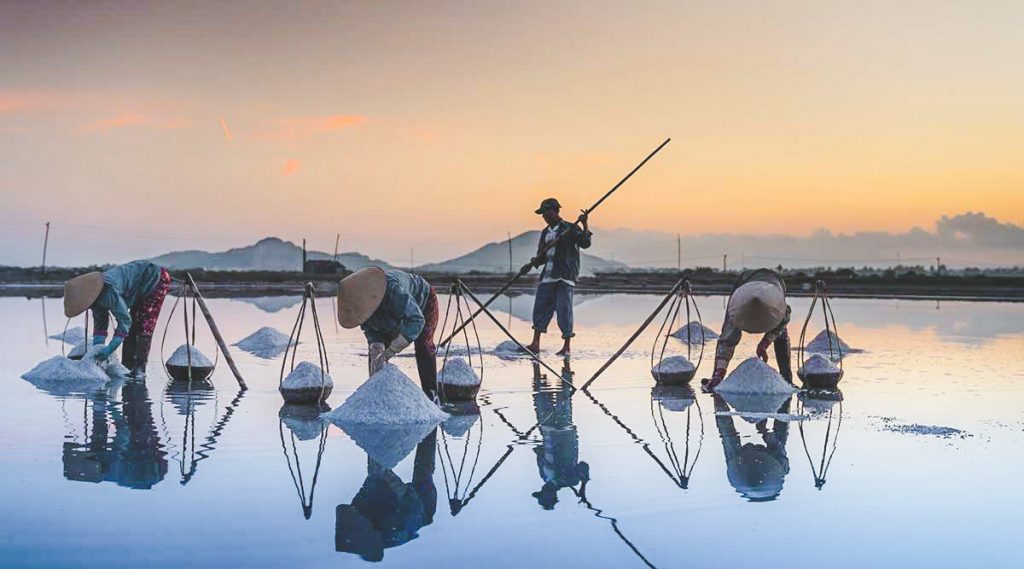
[705,269,793,390]
[531,362,589,509]
[335,431,438,562]
[337,268,439,396]
[712,394,790,501]
[521,198,592,357]
[63,261,172,377]
[62,380,168,490]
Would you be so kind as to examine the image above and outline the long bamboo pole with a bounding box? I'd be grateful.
[186,273,247,389]
[439,138,671,348]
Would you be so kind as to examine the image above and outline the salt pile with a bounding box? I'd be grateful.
[68,342,88,359]
[492,340,527,360]
[22,346,129,391]
[799,354,840,376]
[281,361,333,390]
[324,364,447,468]
[167,344,214,368]
[234,326,294,358]
[877,417,970,439]
[652,355,695,376]
[50,327,86,345]
[670,321,718,344]
[326,364,448,425]
[439,358,481,387]
[716,357,797,395]
[805,330,857,356]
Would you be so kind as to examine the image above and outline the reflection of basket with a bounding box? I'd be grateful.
[438,382,479,402]
[167,364,215,382]
[797,369,844,389]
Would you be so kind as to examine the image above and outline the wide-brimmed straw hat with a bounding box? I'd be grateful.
[64,272,105,317]
[727,281,786,333]
[337,267,387,328]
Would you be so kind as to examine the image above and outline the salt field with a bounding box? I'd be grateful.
[2,292,1022,568]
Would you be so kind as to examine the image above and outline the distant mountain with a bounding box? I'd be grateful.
[149,237,394,271]
[417,231,628,275]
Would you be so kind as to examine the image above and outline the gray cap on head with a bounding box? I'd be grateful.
[534,198,562,214]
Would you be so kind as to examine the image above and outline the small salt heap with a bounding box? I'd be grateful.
[806,330,857,356]
[167,344,214,368]
[671,321,718,344]
[325,364,447,469]
[439,358,481,387]
[716,357,797,395]
[799,354,841,376]
[51,327,86,345]
[280,361,333,404]
[235,326,295,358]
[68,342,88,359]
[652,355,695,376]
[22,345,129,393]
[493,339,526,359]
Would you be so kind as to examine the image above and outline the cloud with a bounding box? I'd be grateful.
[76,112,191,133]
[283,159,302,175]
[0,94,44,114]
[251,114,367,140]
[219,116,233,142]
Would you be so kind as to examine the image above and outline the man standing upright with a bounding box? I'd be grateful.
[521,198,592,357]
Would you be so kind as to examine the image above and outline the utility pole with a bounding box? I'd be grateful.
[41,221,50,273]
[723,254,728,273]
[507,231,513,274]
[301,238,307,272]
[676,234,681,272]
[334,233,340,263]
[897,251,901,267]
[936,257,941,274]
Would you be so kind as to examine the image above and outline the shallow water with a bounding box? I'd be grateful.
[2,293,1022,568]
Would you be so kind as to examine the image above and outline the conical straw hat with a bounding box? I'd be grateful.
[337,267,387,328]
[727,281,786,333]
[64,272,105,317]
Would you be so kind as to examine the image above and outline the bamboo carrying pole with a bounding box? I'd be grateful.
[186,273,247,390]
[439,138,671,348]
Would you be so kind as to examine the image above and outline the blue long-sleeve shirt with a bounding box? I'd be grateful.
[92,261,163,339]
[360,270,432,345]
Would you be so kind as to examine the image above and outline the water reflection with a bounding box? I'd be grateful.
[63,379,168,490]
[335,430,438,562]
[712,394,791,502]
[797,390,844,490]
[531,361,589,509]
[231,296,304,313]
[279,403,329,519]
[160,379,245,485]
[438,401,483,516]
[650,385,703,489]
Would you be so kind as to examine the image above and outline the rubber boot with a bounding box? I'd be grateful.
[774,331,793,384]
[121,333,138,370]
[133,335,154,378]
[414,343,438,398]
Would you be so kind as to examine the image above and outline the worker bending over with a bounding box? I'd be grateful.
[521,197,593,357]
[63,260,172,377]
[704,268,793,390]
[337,267,438,396]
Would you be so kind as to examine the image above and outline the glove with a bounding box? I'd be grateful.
[756,336,773,363]
[519,261,535,275]
[383,335,412,360]
[94,343,115,361]
[702,367,727,391]
[368,342,385,374]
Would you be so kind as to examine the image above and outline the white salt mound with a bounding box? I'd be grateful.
[716,357,798,395]
[806,330,856,355]
[68,342,88,358]
[652,355,695,375]
[325,364,448,425]
[671,321,718,344]
[167,344,214,367]
[799,354,840,375]
[235,326,294,351]
[51,327,86,345]
[22,345,128,386]
[282,361,333,390]
[494,340,521,353]
[439,357,481,386]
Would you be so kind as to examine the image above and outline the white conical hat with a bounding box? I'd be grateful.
[727,281,786,333]
[63,272,104,317]
[337,267,387,328]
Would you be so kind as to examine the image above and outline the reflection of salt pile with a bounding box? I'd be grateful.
[22,346,129,394]
[234,326,294,358]
[652,385,696,412]
[167,344,214,367]
[806,330,857,356]
[280,403,329,441]
[439,358,481,386]
[799,354,840,376]
[442,412,480,438]
[325,364,447,469]
[798,390,842,417]
[165,380,214,415]
[671,321,718,344]
[716,357,797,420]
[51,327,86,345]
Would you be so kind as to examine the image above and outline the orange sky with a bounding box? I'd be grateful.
[1,1,1022,265]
